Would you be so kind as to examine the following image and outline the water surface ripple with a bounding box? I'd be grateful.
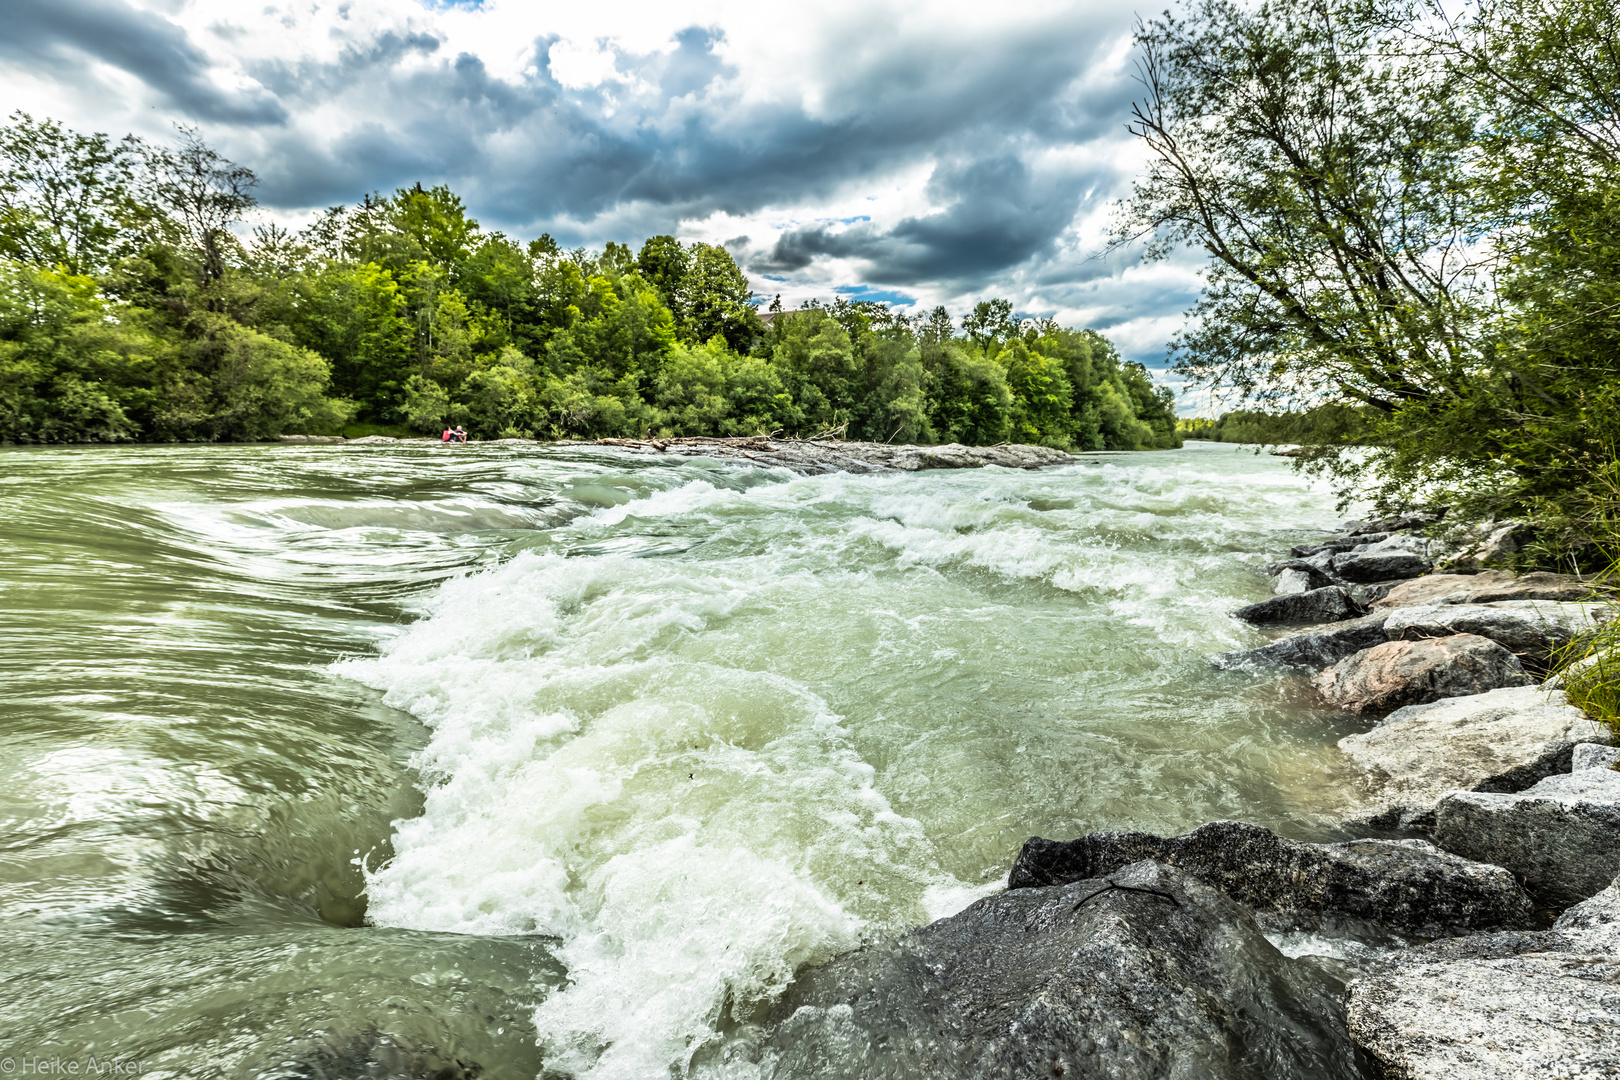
[0,441,1360,1079]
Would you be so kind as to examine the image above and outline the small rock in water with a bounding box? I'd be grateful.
[758,861,1367,1080]
[1336,685,1606,831]
[1347,872,1620,1079]
[1311,634,1532,716]
[1234,586,1360,626]
[1434,767,1620,907]
[1006,820,1533,938]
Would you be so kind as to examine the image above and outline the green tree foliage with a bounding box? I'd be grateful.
[0,116,1180,451]
[1121,0,1620,557]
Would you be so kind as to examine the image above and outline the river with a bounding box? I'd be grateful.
[0,441,1362,1079]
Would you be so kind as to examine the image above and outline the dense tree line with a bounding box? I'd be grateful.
[1178,407,1375,446]
[1121,0,1620,559]
[0,117,1178,451]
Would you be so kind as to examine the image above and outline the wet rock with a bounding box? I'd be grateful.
[1291,537,1374,559]
[1261,558,1337,590]
[1371,570,1596,609]
[1006,820,1533,938]
[1382,600,1612,660]
[1210,612,1391,671]
[1336,685,1606,830]
[1574,743,1620,771]
[1434,767,1620,907]
[760,861,1367,1080]
[277,434,347,444]
[1311,634,1531,716]
[1234,586,1360,626]
[1274,568,1317,595]
[1346,873,1620,1080]
[1330,549,1432,583]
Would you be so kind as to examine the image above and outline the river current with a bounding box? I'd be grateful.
[0,441,1364,1078]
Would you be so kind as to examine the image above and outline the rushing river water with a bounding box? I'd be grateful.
[0,441,1367,1079]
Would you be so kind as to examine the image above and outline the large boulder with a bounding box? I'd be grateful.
[1234,586,1360,626]
[1346,874,1620,1079]
[1336,685,1607,830]
[1434,767,1620,907]
[1372,570,1596,609]
[1311,634,1531,716]
[1382,600,1612,661]
[1006,820,1533,938]
[1210,612,1391,671]
[758,861,1368,1080]
[1331,549,1432,583]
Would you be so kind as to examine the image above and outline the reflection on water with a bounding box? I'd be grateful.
[0,442,1358,1078]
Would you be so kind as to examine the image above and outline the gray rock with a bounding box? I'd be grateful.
[1574,743,1620,771]
[1292,537,1382,559]
[1383,600,1613,660]
[1350,532,1434,557]
[1434,768,1620,907]
[758,861,1367,1080]
[1262,557,1338,590]
[1234,586,1361,626]
[1344,514,1437,535]
[1331,549,1432,583]
[1553,873,1620,952]
[1209,612,1391,671]
[1346,874,1620,1079]
[1373,570,1599,610]
[1347,950,1620,1078]
[1311,634,1532,716]
[1274,568,1317,595]
[1006,820,1534,938]
[1336,686,1607,830]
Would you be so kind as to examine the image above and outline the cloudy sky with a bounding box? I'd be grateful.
[0,0,1210,386]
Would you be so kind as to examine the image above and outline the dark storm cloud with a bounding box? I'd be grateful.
[0,0,1177,312]
[754,156,1108,284]
[0,0,286,123]
[230,8,1137,264]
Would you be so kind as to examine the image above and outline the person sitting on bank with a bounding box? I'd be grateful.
[454,426,468,443]
[442,426,455,443]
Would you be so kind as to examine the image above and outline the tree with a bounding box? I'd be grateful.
[678,243,761,352]
[960,298,1015,353]
[150,126,258,284]
[0,113,151,275]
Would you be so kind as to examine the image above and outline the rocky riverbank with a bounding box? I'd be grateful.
[277,433,1082,473]
[748,512,1620,1078]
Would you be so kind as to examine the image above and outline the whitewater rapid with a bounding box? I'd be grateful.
[333,448,1349,1078]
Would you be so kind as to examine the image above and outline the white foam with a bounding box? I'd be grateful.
[338,549,956,1077]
